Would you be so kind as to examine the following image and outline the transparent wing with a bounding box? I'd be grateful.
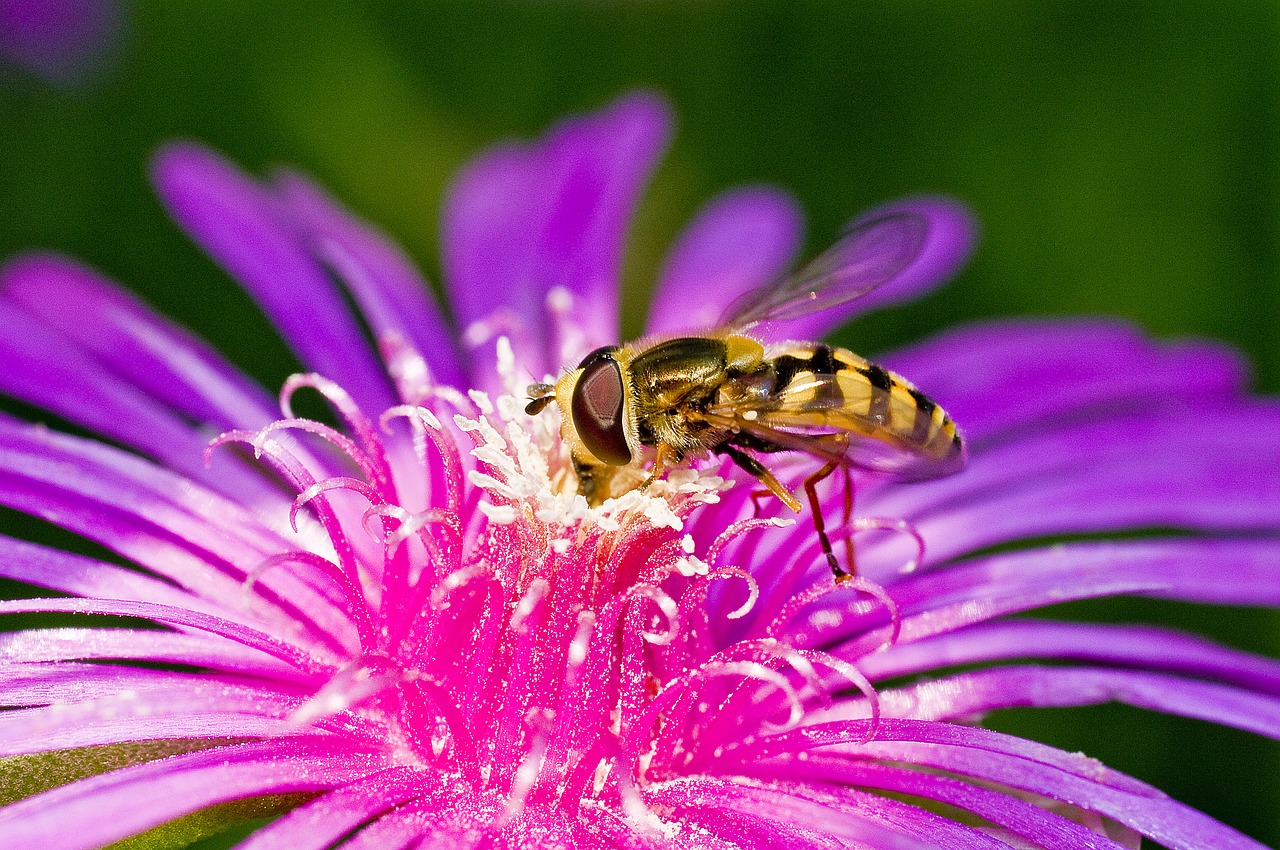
[716,209,929,330]
[701,370,966,480]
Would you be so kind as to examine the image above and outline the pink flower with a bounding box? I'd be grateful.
[1,92,1278,849]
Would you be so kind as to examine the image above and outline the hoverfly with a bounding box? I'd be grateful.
[525,208,965,581]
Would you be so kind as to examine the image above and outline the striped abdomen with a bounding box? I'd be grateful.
[763,342,964,476]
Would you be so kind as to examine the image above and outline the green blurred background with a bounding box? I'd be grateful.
[2,1,1277,847]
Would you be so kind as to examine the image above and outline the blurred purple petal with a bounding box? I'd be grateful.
[151,143,397,417]
[274,171,466,390]
[883,318,1249,443]
[2,252,280,429]
[442,92,670,383]
[0,0,120,85]
[646,186,802,336]
[0,297,285,508]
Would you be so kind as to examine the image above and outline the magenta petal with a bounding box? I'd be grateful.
[274,171,466,390]
[150,143,397,417]
[0,739,382,850]
[442,92,670,383]
[645,186,803,336]
[766,195,976,342]
[0,628,303,677]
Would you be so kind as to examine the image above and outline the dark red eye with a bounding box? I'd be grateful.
[571,355,632,465]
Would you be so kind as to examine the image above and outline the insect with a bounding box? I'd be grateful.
[525,208,965,581]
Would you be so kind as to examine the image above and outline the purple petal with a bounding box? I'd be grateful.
[863,619,1280,693]
[651,775,1007,849]
[442,91,670,384]
[0,596,333,673]
[878,665,1280,739]
[0,739,382,850]
[861,401,1280,564]
[0,298,285,511]
[151,142,396,416]
[750,757,1136,850]
[767,195,976,342]
[234,766,432,850]
[1,252,280,430]
[787,538,1280,654]
[273,171,466,390]
[880,318,1249,444]
[645,186,802,336]
[0,628,303,678]
[0,0,120,85]
[0,421,355,650]
[729,720,1268,850]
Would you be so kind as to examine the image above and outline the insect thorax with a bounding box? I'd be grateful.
[626,335,768,457]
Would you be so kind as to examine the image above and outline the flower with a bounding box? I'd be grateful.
[2,91,1279,849]
[0,0,121,86]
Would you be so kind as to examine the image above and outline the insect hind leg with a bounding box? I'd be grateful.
[803,461,857,583]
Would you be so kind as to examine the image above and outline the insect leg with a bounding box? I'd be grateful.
[640,444,673,493]
[718,444,803,513]
[803,461,853,583]
[840,465,856,576]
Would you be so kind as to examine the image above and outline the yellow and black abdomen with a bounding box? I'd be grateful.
[766,343,964,476]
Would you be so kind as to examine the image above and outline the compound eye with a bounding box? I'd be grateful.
[571,357,632,466]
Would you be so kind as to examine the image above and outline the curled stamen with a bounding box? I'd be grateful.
[791,647,882,743]
[246,551,378,650]
[626,584,681,647]
[707,517,796,567]
[767,575,902,650]
[253,416,380,489]
[281,373,384,467]
[382,404,466,511]
[848,516,928,574]
[293,476,383,533]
